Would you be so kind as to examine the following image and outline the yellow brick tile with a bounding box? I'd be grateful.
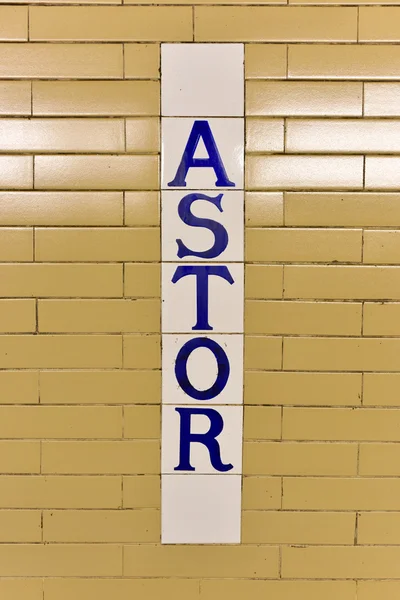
[124,545,279,578]
[244,336,282,370]
[124,44,160,79]
[0,580,42,600]
[358,512,400,545]
[245,372,362,406]
[125,191,159,226]
[245,193,283,227]
[358,582,400,600]
[125,406,160,439]
[0,43,122,79]
[0,228,32,261]
[126,118,159,153]
[30,6,192,41]
[44,579,198,600]
[38,299,160,333]
[0,510,41,542]
[242,476,281,509]
[289,44,400,79]
[0,441,40,473]
[287,119,400,153]
[356,581,393,600]
[246,156,363,190]
[245,44,287,79]
[242,511,355,544]
[359,7,400,42]
[245,300,361,335]
[0,264,123,298]
[201,580,356,600]
[246,119,284,152]
[246,81,362,116]
[125,264,160,298]
[0,156,32,190]
[0,544,122,576]
[0,6,27,40]
[245,265,283,299]
[0,119,124,153]
[42,440,159,474]
[284,477,400,510]
[123,475,160,508]
[0,371,38,404]
[284,337,400,371]
[285,192,400,227]
[40,370,160,405]
[364,373,400,406]
[0,475,121,508]
[123,334,160,369]
[0,335,122,368]
[35,228,159,262]
[0,82,30,115]
[283,407,400,441]
[43,509,159,542]
[244,406,281,440]
[0,192,123,226]
[284,265,400,300]
[244,441,356,475]
[195,7,357,42]
[0,406,122,439]
[33,81,159,116]
[360,443,400,476]
[364,302,400,335]
[34,155,158,190]
[0,299,35,333]
[282,545,400,579]
[246,228,362,262]
[364,230,400,264]
[365,83,400,116]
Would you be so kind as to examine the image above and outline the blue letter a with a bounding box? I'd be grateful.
[167,120,235,188]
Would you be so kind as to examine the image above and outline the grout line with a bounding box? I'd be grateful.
[356,6,359,43]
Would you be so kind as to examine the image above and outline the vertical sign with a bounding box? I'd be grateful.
[161,43,244,544]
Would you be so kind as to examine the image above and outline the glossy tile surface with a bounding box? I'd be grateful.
[162,118,244,189]
[162,334,243,405]
[161,190,244,262]
[162,44,244,116]
[162,475,241,543]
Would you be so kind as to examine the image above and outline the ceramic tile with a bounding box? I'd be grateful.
[162,333,243,405]
[161,43,244,117]
[161,190,244,262]
[161,118,244,190]
[161,474,241,544]
[162,262,244,333]
[161,404,243,474]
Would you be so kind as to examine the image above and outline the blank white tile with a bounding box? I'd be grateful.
[162,473,241,544]
[162,190,244,262]
[161,44,244,117]
[162,333,243,406]
[162,404,243,474]
[162,262,244,333]
[162,118,244,190]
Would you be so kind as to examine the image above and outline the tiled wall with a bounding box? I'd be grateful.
[0,3,400,600]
